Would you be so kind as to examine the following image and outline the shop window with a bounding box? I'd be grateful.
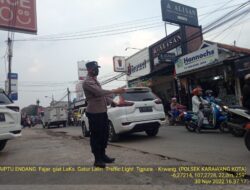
[217,79,237,106]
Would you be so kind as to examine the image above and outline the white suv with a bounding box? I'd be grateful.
[81,87,166,141]
[0,89,22,151]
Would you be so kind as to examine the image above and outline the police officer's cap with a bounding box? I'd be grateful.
[86,61,101,70]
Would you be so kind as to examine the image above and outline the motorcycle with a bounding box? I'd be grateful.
[167,104,187,125]
[226,106,250,137]
[245,122,250,151]
[184,99,228,133]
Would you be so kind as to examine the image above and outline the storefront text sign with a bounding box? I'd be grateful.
[150,30,181,60]
[175,45,219,75]
[126,48,151,81]
[0,0,37,34]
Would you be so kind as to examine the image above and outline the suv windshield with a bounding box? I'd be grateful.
[0,92,12,105]
[122,91,157,102]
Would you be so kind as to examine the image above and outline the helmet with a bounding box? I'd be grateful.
[192,87,202,96]
[171,97,177,101]
[205,90,213,96]
[245,74,250,80]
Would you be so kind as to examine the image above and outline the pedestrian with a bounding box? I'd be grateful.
[82,61,125,168]
[242,74,250,110]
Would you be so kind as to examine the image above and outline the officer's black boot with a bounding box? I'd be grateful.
[102,150,115,164]
[93,153,106,168]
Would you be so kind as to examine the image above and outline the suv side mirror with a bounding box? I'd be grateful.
[111,102,117,108]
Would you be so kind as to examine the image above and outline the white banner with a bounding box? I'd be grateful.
[175,45,219,75]
[78,60,88,81]
[5,80,18,93]
[126,48,151,81]
[75,81,85,101]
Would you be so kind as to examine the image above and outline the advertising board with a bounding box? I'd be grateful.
[161,0,198,27]
[0,0,37,34]
[175,45,219,75]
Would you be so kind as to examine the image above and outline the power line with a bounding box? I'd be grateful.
[201,0,236,21]
[204,16,250,38]
[19,89,67,92]
[199,2,247,19]
[7,0,248,43]
[210,10,250,41]
[236,23,245,44]
[14,17,161,41]
[12,1,250,92]
[203,1,250,32]
[14,23,163,42]
[165,1,250,53]
[100,73,126,86]
[204,8,250,35]
[11,0,244,40]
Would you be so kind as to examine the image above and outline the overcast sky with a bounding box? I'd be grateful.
[0,0,250,108]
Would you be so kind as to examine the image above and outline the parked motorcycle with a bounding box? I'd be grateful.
[167,104,187,125]
[184,100,228,133]
[226,106,250,137]
[21,116,32,128]
[244,122,250,151]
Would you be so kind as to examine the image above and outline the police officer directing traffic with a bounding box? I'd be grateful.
[82,61,125,168]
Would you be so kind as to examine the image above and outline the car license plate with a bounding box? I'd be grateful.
[0,113,5,122]
[139,107,153,113]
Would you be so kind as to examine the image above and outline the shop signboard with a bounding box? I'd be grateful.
[126,48,151,81]
[113,56,126,72]
[5,73,18,101]
[175,44,219,75]
[0,0,37,34]
[234,56,250,77]
[158,52,177,63]
[77,60,88,81]
[150,30,181,60]
[161,0,198,27]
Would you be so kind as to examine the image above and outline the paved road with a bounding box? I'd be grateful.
[0,128,189,189]
[113,125,250,171]
[0,126,249,189]
[48,125,250,173]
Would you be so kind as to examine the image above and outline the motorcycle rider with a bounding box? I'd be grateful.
[170,97,180,124]
[205,90,215,103]
[192,87,209,132]
[242,74,250,110]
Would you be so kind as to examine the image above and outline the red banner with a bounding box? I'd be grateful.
[0,0,37,34]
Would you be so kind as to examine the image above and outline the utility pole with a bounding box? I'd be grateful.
[52,94,54,106]
[67,88,70,110]
[36,99,40,116]
[164,22,168,36]
[8,38,13,96]
[67,88,71,125]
